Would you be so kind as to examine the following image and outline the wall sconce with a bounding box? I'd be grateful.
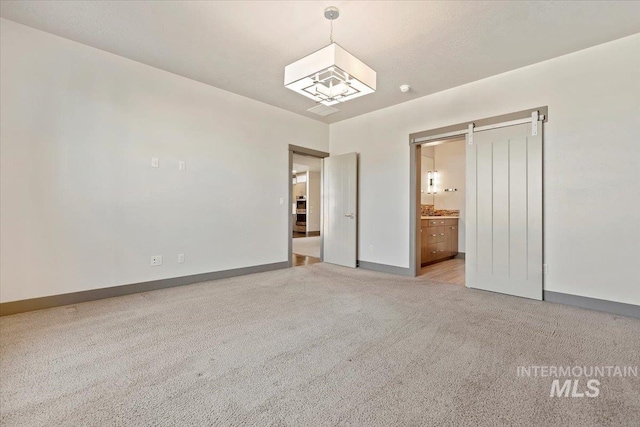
[427,171,438,194]
[434,171,438,194]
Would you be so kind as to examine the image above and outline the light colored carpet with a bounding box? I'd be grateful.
[292,236,320,258]
[1,263,639,426]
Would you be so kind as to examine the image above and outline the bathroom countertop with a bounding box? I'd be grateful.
[421,216,460,220]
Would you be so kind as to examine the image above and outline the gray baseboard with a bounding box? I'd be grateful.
[0,261,289,317]
[358,260,413,277]
[544,291,640,320]
[454,252,466,259]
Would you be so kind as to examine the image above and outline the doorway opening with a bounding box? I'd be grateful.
[418,137,466,285]
[288,145,329,268]
[409,107,547,300]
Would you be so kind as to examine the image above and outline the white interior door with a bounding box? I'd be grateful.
[323,152,357,268]
[466,122,543,300]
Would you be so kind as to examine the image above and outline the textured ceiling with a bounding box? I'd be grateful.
[1,1,639,123]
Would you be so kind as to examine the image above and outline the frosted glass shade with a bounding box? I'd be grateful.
[284,43,376,106]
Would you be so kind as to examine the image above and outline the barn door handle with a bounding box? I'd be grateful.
[344,213,355,219]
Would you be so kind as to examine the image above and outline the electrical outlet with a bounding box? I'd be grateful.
[279,197,284,205]
[151,157,159,168]
[178,161,186,171]
[150,255,163,266]
[368,245,374,254]
[178,253,185,264]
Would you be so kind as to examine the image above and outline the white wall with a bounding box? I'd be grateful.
[433,139,466,252]
[307,171,321,232]
[330,34,640,305]
[0,19,328,303]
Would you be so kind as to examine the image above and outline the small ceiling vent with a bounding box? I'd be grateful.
[307,104,339,117]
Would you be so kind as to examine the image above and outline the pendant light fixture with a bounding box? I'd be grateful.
[284,6,376,106]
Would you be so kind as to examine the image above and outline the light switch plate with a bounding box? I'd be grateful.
[151,157,159,168]
[178,161,186,171]
[178,253,185,263]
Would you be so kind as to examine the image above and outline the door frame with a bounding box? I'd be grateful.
[408,107,548,277]
[288,144,329,267]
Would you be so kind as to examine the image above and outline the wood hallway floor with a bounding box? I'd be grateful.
[292,253,321,267]
[419,258,465,285]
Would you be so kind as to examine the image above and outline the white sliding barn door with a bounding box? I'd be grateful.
[466,122,543,300]
[323,152,358,268]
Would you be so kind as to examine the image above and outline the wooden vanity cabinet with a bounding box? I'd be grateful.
[421,218,459,266]
[444,219,458,258]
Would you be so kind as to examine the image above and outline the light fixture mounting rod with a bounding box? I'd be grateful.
[324,6,339,20]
